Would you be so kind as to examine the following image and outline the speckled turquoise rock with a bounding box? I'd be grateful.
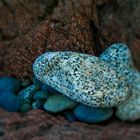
[99,43,133,90]
[0,77,21,93]
[99,43,134,71]
[43,94,77,113]
[73,104,113,123]
[33,91,48,101]
[116,94,140,121]
[33,51,129,107]
[0,91,20,112]
[99,43,136,90]
[99,43,140,121]
[18,84,39,104]
[116,69,140,121]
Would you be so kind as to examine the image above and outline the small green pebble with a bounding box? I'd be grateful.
[20,103,32,113]
[44,95,78,113]
[33,91,49,101]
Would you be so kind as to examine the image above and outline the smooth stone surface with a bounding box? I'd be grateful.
[64,110,77,122]
[44,94,77,113]
[20,103,32,113]
[0,91,20,112]
[0,77,21,93]
[18,84,40,104]
[73,104,113,123]
[33,51,129,107]
[33,91,48,101]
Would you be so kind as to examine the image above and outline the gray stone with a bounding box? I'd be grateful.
[33,51,129,107]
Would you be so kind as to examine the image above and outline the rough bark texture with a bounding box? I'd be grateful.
[0,0,140,139]
[0,109,140,140]
[0,0,140,79]
[0,110,140,140]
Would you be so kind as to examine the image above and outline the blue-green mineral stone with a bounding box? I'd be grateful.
[73,104,113,123]
[116,69,140,121]
[33,90,49,101]
[0,76,21,93]
[0,91,20,112]
[43,94,77,113]
[33,51,129,107]
[100,43,140,121]
[18,84,40,104]
[99,43,133,71]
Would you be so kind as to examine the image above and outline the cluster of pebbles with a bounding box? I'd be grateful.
[0,43,140,123]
